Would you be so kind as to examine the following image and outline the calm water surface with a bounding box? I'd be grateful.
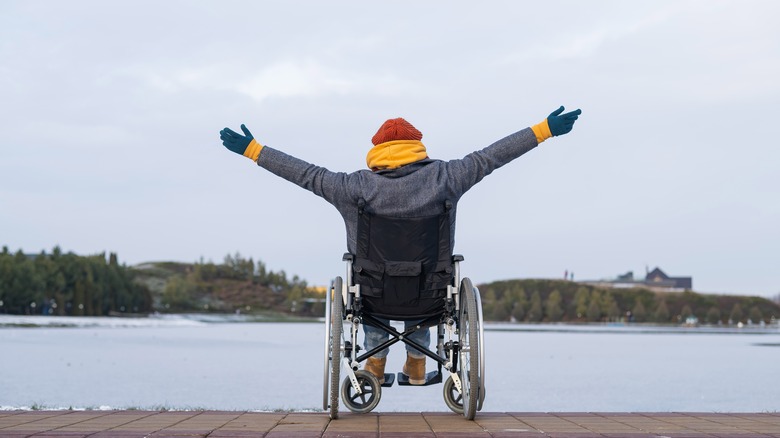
[1,319,778,412]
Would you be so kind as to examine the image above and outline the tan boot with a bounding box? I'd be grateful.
[364,357,386,384]
[402,354,426,385]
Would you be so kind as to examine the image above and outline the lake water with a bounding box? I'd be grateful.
[1,315,779,413]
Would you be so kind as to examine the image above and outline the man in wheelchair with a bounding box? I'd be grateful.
[220,107,581,415]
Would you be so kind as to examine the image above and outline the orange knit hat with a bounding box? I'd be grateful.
[371,118,423,145]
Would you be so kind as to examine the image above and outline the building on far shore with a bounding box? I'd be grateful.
[584,267,693,291]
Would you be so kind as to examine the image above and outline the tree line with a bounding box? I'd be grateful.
[4,245,778,324]
[479,279,780,325]
[0,246,151,315]
[148,252,315,314]
[0,247,315,317]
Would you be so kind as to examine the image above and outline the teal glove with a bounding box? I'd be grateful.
[547,106,582,136]
[220,124,254,155]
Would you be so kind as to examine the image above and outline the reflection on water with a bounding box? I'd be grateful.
[1,318,778,412]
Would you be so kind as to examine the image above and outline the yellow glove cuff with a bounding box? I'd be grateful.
[243,139,263,162]
[531,119,553,144]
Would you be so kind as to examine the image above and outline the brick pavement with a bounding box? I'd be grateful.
[0,411,778,437]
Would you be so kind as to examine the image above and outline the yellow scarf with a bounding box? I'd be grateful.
[366,140,428,171]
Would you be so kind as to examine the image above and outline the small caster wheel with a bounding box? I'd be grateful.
[443,375,463,414]
[341,370,381,414]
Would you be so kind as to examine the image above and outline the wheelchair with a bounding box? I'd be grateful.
[322,201,486,419]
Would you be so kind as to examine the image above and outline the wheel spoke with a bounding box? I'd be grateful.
[454,392,462,403]
[341,371,382,413]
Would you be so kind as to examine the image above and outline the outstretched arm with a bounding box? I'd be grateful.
[446,106,582,194]
[219,124,353,206]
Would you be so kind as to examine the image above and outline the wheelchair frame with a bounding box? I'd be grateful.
[323,253,486,419]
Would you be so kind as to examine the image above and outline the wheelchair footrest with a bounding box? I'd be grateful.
[381,373,395,388]
[396,371,442,386]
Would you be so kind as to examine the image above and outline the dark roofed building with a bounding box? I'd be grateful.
[584,267,693,291]
[645,267,692,290]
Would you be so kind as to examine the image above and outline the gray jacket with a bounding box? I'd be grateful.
[256,127,539,253]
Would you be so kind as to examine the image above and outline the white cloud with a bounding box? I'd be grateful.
[499,5,679,64]
[132,58,420,102]
[237,59,355,100]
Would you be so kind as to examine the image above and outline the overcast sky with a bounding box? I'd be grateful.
[1,1,778,297]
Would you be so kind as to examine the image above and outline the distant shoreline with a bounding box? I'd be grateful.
[0,313,319,328]
[485,321,780,335]
[2,314,778,334]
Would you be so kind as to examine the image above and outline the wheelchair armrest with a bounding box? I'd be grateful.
[343,253,355,262]
[452,254,464,262]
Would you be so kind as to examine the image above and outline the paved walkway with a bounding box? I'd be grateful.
[1,411,779,437]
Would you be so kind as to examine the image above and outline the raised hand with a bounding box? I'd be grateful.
[547,106,582,136]
[220,124,254,155]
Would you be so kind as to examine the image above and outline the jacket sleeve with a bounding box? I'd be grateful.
[255,146,354,207]
[444,127,539,196]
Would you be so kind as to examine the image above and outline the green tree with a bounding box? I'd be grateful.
[492,293,511,322]
[0,246,152,316]
[729,303,743,323]
[511,288,527,322]
[105,263,123,313]
[483,288,509,321]
[706,306,721,324]
[286,283,305,313]
[632,298,647,323]
[586,289,602,322]
[82,259,97,316]
[601,291,621,321]
[527,291,543,322]
[5,254,25,313]
[681,304,693,319]
[52,271,66,316]
[748,306,763,324]
[162,276,195,311]
[654,300,670,323]
[574,287,590,319]
[12,250,44,314]
[256,260,267,282]
[481,288,498,321]
[72,279,85,316]
[545,290,564,322]
[0,250,10,312]
[608,301,621,321]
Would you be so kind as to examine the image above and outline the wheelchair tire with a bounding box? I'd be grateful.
[322,279,333,411]
[341,370,381,414]
[459,277,480,420]
[474,286,486,411]
[328,277,344,419]
[443,375,464,414]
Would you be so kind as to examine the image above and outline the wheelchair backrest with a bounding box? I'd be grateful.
[351,201,454,320]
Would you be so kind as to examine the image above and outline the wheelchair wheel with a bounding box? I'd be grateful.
[323,277,343,419]
[458,277,480,420]
[341,370,381,414]
[473,286,486,411]
[322,279,333,412]
[443,375,464,414]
